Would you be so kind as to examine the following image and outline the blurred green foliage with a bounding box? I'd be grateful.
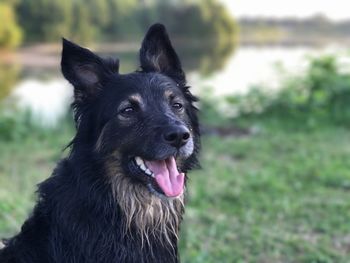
[0,108,74,141]
[3,0,238,47]
[181,126,350,262]
[226,54,350,125]
[0,63,20,100]
[0,1,22,49]
[0,111,73,236]
[16,0,72,43]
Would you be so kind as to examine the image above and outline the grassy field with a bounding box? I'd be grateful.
[181,122,350,263]
[1,117,350,262]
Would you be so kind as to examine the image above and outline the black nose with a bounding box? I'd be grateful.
[163,126,191,148]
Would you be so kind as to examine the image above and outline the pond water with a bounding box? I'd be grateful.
[0,43,347,126]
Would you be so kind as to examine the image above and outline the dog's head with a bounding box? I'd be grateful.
[61,24,200,199]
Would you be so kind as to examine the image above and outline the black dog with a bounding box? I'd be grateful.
[0,23,200,263]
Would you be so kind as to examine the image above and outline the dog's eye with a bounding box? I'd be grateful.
[172,102,183,110]
[120,106,135,114]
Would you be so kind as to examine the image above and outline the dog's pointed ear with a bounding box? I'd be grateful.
[61,38,109,102]
[139,23,185,84]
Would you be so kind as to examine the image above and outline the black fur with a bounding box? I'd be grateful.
[0,23,200,263]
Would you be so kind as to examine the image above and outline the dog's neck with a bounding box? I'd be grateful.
[110,174,185,249]
[100,152,185,250]
[37,156,184,262]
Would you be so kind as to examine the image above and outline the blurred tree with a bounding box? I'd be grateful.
[16,0,72,42]
[70,2,95,43]
[0,2,22,49]
[149,0,238,74]
[133,0,238,74]
[70,0,112,42]
[13,0,238,43]
[9,0,238,74]
[85,0,110,29]
[102,0,141,40]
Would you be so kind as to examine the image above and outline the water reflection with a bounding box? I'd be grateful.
[198,46,316,96]
[0,40,237,126]
[1,42,347,126]
[11,78,72,126]
[176,39,236,75]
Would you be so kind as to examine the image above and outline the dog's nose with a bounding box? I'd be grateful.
[163,126,190,148]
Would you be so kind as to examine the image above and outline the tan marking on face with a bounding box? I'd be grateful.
[117,94,143,123]
[128,93,143,105]
[164,89,174,99]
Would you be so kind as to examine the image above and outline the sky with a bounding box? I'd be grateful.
[219,0,350,21]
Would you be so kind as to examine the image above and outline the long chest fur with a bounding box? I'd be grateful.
[1,162,185,263]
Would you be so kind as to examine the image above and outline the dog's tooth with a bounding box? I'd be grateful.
[145,169,152,176]
[135,157,143,166]
[140,163,147,171]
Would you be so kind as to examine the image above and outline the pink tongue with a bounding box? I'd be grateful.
[145,157,184,197]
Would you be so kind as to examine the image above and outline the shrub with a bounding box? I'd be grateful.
[0,3,22,49]
[227,55,350,125]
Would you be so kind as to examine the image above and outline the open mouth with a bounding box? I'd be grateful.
[132,156,185,198]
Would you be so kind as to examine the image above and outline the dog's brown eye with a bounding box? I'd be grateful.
[172,103,183,110]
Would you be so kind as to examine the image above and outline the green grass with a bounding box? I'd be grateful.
[180,123,350,263]
[1,118,350,262]
[0,122,72,236]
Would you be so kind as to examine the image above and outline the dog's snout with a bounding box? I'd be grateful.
[163,126,190,148]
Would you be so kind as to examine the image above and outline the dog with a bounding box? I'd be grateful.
[0,23,200,263]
